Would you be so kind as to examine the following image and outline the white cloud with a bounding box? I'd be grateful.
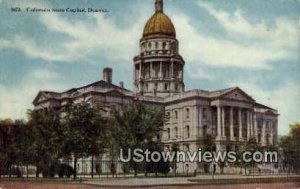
[169,2,298,72]
[198,2,297,50]
[0,69,66,120]
[0,39,13,49]
[1,0,149,63]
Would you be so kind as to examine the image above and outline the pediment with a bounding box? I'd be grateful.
[32,92,48,105]
[221,88,255,102]
[264,109,278,116]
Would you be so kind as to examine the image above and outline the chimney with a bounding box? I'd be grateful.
[103,67,112,83]
[119,81,124,89]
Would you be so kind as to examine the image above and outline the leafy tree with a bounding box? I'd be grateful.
[280,123,300,174]
[0,119,34,178]
[0,119,15,178]
[237,137,261,175]
[61,103,105,179]
[27,109,63,178]
[197,134,215,173]
[170,143,179,175]
[111,102,164,177]
[144,141,170,176]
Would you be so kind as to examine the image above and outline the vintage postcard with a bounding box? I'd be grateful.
[0,0,299,189]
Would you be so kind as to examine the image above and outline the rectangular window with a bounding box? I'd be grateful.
[186,108,190,119]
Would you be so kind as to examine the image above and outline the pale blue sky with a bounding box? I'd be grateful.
[0,0,299,134]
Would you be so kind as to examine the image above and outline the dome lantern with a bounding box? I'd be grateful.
[155,0,163,12]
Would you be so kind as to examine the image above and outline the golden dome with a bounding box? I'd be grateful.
[143,0,176,38]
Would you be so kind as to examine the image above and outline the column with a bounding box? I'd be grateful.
[275,120,278,145]
[230,107,234,140]
[199,107,203,137]
[159,61,162,78]
[171,61,174,78]
[217,106,222,139]
[254,113,258,142]
[247,110,250,140]
[138,63,142,92]
[238,108,243,141]
[150,62,153,78]
[261,120,266,146]
[221,107,225,137]
[139,63,142,78]
[270,123,274,145]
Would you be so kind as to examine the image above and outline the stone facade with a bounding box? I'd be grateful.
[33,0,278,174]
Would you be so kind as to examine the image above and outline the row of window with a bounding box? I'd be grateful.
[144,83,179,91]
[141,41,177,51]
[166,125,211,140]
[166,108,208,121]
[166,125,190,140]
[165,144,190,152]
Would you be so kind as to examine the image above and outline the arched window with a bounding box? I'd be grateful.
[148,42,152,49]
[155,42,159,49]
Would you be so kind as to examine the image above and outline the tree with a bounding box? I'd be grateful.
[280,123,300,174]
[103,116,120,177]
[27,109,63,178]
[144,141,170,176]
[238,137,261,175]
[0,119,34,178]
[197,134,215,173]
[170,143,179,175]
[111,102,164,177]
[62,103,105,179]
[10,120,32,178]
[0,119,15,178]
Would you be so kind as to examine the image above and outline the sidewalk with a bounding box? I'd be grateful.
[84,174,300,187]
